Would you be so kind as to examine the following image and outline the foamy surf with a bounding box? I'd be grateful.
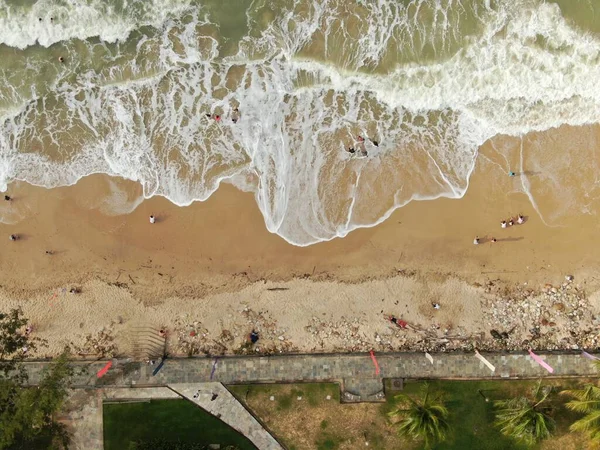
[1,0,600,245]
[0,0,193,49]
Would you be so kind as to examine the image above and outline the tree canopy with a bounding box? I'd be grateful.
[494,380,554,446]
[561,378,600,443]
[0,308,72,450]
[388,384,450,448]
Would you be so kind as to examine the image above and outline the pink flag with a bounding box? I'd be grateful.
[369,350,380,375]
[582,351,599,360]
[96,361,112,378]
[528,349,554,373]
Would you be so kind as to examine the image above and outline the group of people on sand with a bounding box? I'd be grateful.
[473,214,526,245]
[347,135,379,157]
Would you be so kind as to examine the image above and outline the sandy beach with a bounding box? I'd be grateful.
[2,124,600,358]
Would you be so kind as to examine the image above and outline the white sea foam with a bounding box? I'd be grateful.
[1,0,600,245]
[0,0,193,49]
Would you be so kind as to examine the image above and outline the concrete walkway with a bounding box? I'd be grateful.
[168,383,283,450]
[25,351,600,395]
[30,352,600,449]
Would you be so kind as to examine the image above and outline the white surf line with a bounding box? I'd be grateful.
[477,152,507,174]
[344,169,362,230]
[423,147,460,197]
[517,137,553,228]
[488,139,511,172]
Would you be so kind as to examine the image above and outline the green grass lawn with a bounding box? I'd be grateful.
[382,378,590,450]
[103,399,256,450]
[228,379,593,450]
[228,382,341,411]
[228,382,391,450]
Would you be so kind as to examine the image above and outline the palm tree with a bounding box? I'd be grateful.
[561,382,600,442]
[494,380,554,446]
[388,384,450,448]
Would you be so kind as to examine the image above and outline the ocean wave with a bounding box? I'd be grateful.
[0,0,600,245]
[0,0,193,49]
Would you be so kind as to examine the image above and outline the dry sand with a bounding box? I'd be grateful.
[2,124,600,358]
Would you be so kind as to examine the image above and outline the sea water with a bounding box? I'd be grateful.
[0,0,599,245]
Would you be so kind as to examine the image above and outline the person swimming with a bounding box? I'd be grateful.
[232,108,240,123]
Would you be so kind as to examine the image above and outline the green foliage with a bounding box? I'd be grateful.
[315,433,343,450]
[0,309,72,450]
[0,308,41,383]
[561,382,600,442]
[104,399,255,450]
[129,439,240,450]
[388,384,450,448]
[493,380,554,446]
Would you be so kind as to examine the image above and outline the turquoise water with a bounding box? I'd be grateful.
[0,0,600,244]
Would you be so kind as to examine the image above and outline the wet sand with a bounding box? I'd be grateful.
[2,124,600,357]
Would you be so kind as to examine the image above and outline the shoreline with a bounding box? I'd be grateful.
[1,124,600,358]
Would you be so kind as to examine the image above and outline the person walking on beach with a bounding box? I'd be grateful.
[501,220,507,228]
[508,218,514,226]
[149,215,155,224]
[4,195,11,201]
[517,214,524,224]
[491,238,497,243]
[473,237,480,245]
[347,146,355,154]
[9,234,17,241]
[432,303,440,310]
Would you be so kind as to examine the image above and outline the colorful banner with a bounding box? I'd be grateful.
[96,361,112,378]
[474,350,496,373]
[152,358,165,376]
[528,349,554,373]
[425,352,434,365]
[369,350,380,375]
[582,350,599,360]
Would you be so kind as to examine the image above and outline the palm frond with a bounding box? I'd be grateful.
[493,381,554,445]
[389,385,450,448]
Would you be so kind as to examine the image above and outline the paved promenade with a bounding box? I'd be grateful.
[25,351,600,399]
[32,352,599,450]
